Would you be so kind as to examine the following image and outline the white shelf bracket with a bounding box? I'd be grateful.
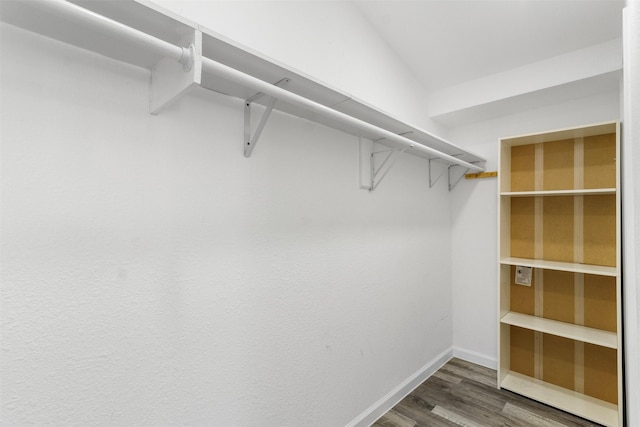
[428,158,447,188]
[150,30,202,115]
[359,137,410,192]
[244,78,290,157]
[448,164,471,191]
[449,158,487,190]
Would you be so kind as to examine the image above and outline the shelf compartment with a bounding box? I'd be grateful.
[506,194,617,266]
[500,257,617,276]
[500,124,617,193]
[501,188,616,197]
[507,266,618,332]
[500,371,619,427]
[501,312,617,348]
[505,326,619,406]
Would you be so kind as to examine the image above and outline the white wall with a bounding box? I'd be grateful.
[0,11,454,427]
[429,38,622,123]
[447,90,621,367]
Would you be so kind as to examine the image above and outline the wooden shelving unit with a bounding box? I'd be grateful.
[498,122,622,427]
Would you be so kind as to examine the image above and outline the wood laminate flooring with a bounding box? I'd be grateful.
[372,358,601,427]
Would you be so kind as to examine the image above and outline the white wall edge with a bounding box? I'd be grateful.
[345,346,454,427]
[622,4,640,426]
[452,346,497,370]
[428,38,622,118]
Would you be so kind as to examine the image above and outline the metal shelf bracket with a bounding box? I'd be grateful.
[448,165,470,191]
[447,160,485,191]
[244,78,290,157]
[428,158,446,188]
[359,137,411,192]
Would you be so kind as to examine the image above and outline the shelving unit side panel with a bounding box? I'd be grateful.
[543,139,575,191]
[615,125,621,271]
[500,142,512,192]
[499,323,511,384]
[500,197,512,259]
[499,263,511,386]
[614,123,622,425]
[500,265,513,317]
[498,140,510,389]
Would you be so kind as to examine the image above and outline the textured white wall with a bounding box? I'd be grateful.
[447,90,621,367]
[0,16,453,427]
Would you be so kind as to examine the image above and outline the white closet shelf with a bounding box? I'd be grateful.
[500,371,619,427]
[501,188,616,197]
[500,312,617,349]
[499,257,617,276]
[0,0,486,173]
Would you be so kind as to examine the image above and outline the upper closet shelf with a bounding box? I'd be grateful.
[0,0,486,175]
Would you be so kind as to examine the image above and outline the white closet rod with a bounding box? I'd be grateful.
[200,57,483,171]
[31,0,484,172]
[32,0,189,66]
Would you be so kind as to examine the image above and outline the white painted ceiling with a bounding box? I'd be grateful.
[354,0,625,92]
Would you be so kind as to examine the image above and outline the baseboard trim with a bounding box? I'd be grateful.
[346,346,453,427]
[452,346,497,370]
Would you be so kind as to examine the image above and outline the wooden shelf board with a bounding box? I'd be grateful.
[501,188,616,197]
[500,257,617,276]
[500,371,619,427]
[501,312,617,348]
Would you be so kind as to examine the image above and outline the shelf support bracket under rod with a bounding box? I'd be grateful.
[244,78,290,157]
[428,158,446,188]
[448,164,471,191]
[369,144,410,192]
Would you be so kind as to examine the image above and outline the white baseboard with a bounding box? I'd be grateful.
[345,346,453,427]
[452,346,497,370]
